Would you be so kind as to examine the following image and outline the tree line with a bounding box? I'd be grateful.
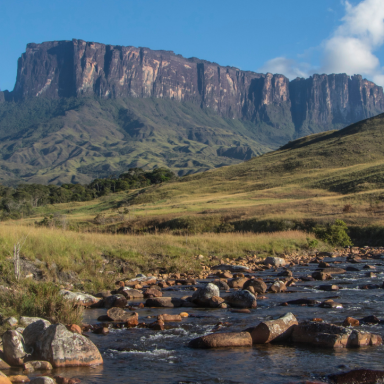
[0,167,175,220]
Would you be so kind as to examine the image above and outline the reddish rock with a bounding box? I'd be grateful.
[343,317,359,327]
[143,288,162,298]
[228,277,248,289]
[66,324,82,334]
[157,314,182,322]
[243,279,267,294]
[148,320,164,331]
[189,332,252,349]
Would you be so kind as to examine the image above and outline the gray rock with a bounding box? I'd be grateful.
[4,317,18,327]
[2,330,27,366]
[36,324,103,367]
[264,257,287,267]
[211,264,250,272]
[59,290,100,306]
[225,290,257,309]
[23,319,51,349]
[192,283,220,307]
[20,317,51,328]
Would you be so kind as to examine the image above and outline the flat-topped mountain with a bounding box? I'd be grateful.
[0,39,384,184]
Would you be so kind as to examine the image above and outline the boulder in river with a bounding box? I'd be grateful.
[145,297,182,308]
[228,277,248,289]
[243,279,267,294]
[189,332,252,348]
[264,257,286,267]
[0,372,12,384]
[104,295,127,309]
[192,283,220,307]
[24,361,53,371]
[312,272,332,280]
[343,317,359,327]
[119,288,144,300]
[35,324,103,367]
[268,281,286,293]
[2,330,26,366]
[225,290,257,308]
[318,284,339,291]
[208,296,226,308]
[251,312,298,344]
[157,314,182,322]
[143,288,162,298]
[106,307,138,325]
[328,369,384,384]
[291,321,382,348]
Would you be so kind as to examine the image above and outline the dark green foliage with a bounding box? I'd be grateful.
[0,167,176,220]
[313,219,353,247]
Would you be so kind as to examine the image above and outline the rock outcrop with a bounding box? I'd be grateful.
[8,40,384,139]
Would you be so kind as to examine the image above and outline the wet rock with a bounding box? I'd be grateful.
[106,308,139,325]
[157,314,182,322]
[359,284,380,290]
[2,330,27,366]
[211,264,250,273]
[291,321,382,348]
[35,324,103,367]
[318,284,339,291]
[318,262,330,268]
[92,327,109,335]
[191,283,220,307]
[264,257,286,267]
[104,295,127,309]
[329,369,384,384]
[29,378,54,384]
[363,264,375,269]
[218,272,233,279]
[175,278,196,285]
[346,266,360,272]
[251,312,298,344]
[189,332,252,348]
[225,290,257,308]
[320,300,343,308]
[23,361,52,371]
[243,279,267,294]
[59,290,100,307]
[312,272,332,281]
[360,315,380,324]
[277,269,293,277]
[145,297,182,308]
[268,281,286,293]
[320,267,346,274]
[143,288,162,298]
[212,281,230,290]
[208,296,226,308]
[343,317,359,327]
[23,320,52,350]
[228,277,248,289]
[366,272,377,278]
[148,320,164,330]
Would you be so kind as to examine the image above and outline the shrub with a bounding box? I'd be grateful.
[306,237,319,249]
[313,219,352,247]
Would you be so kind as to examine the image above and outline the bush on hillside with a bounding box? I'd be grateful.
[313,219,352,247]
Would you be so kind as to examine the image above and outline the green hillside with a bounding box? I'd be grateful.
[0,97,272,185]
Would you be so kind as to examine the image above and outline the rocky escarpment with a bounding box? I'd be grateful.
[7,39,384,137]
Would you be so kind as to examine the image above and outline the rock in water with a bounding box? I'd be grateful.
[2,331,27,366]
[189,332,252,348]
[192,283,220,307]
[243,279,267,294]
[328,369,384,384]
[251,312,298,344]
[36,324,103,367]
[225,290,257,308]
[264,257,286,267]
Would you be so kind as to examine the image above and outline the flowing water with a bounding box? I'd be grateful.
[9,255,384,383]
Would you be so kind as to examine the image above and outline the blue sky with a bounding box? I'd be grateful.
[1,0,384,91]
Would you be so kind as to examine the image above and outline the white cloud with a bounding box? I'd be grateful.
[258,0,384,86]
[258,57,309,79]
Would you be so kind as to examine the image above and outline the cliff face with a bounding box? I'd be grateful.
[8,39,384,136]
